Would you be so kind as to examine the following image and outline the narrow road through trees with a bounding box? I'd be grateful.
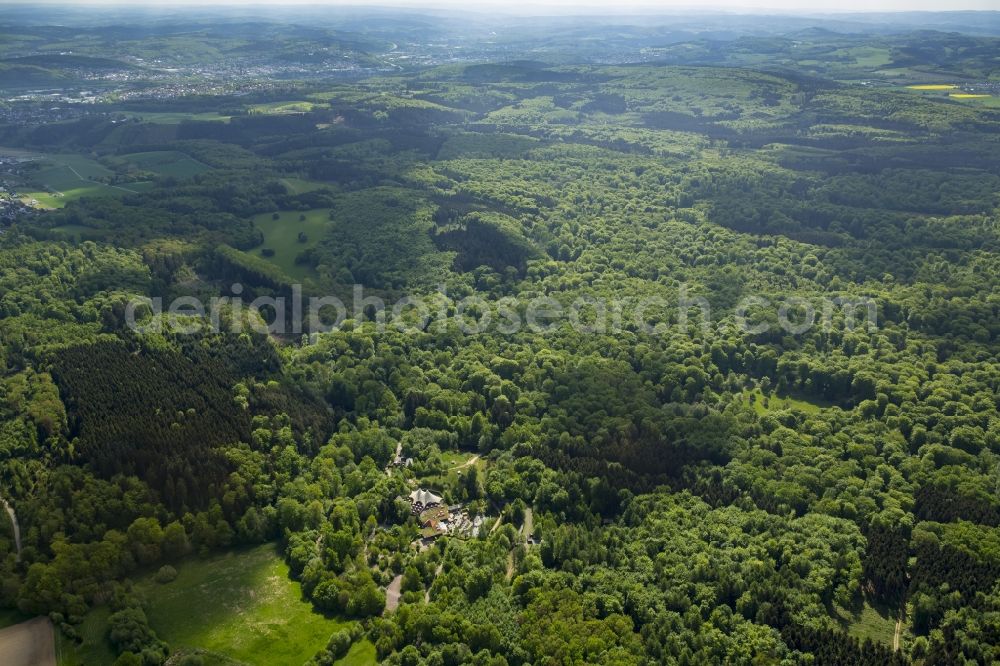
[1,499,21,561]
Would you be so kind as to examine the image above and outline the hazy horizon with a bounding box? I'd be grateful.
[5,0,1000,15]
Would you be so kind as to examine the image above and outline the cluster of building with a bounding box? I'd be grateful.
[0,102,101,125]
[390,452,414,470]
[0,190,34,224]
[0,155,42,220]
[111,78,285,103]
[407,489,442,516]
[964,81,1000,93]
[404,488,485,540]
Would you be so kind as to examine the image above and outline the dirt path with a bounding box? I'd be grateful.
[448,454,480,471]
[1,498,21,560]
[385,441,403,476]
[0,617,55,666]
[893,613,903,652]
[384,574,403,614]
[489,514,503,536]
[522,507,533,543]
[424,561,444,603]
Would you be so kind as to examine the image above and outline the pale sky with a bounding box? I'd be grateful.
[9,0,1000,12]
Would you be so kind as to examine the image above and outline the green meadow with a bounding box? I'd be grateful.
[280,177,334,195]
[252,209,331,280]
[57,605,116,666]
[741,388,827,415]
[832,46,893,68]
[416,450,487,494]
[249,100,320,115]
[138,545,346,664]
[833,599,904,650]
[120,111,232,124]
[337,639,377,665]
[113,150,212,179]
[60,545,358,665]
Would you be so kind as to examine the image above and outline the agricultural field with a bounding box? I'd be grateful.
[248,100,320,115]
[951,94,1000,107]
[16,153,150,208]
[279,177,334,195]
[252,208,331,280]
[832,46,894,68]
[119,111,232,124]
[900,83,998,107]
[109,150,212,179]
[18,191,63,209]
[905,84,956,90]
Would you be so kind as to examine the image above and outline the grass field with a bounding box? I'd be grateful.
[416,451,485,491]
[899,85,999,107]
[280,177,334,195]
[57,545,368,666]
[113,150,212,179]
[49,224,105,240]
[120,111,232,124]
[968,96,1000,108]
[906,84,956,90]
[137,545,347,665]
[833,46,892,68]
[741,388,827,415]
[337,639,376,666]
[56,606,114,666]
[949,93,1000,107]
[833,599,903,650]
[0,147,44,158]
[249,101,319,115]
[19,191,63,209]
[252,209,331,280]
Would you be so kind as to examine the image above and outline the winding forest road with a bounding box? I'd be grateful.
[1,498,21,560]
[385,441,403,476]
[0,618,54,666]
[384,574,403,614]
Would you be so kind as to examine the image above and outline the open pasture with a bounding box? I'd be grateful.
[113,150,212,179]
[252,208,331,280]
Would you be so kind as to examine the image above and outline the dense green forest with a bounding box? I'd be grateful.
[0,6,999,666]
